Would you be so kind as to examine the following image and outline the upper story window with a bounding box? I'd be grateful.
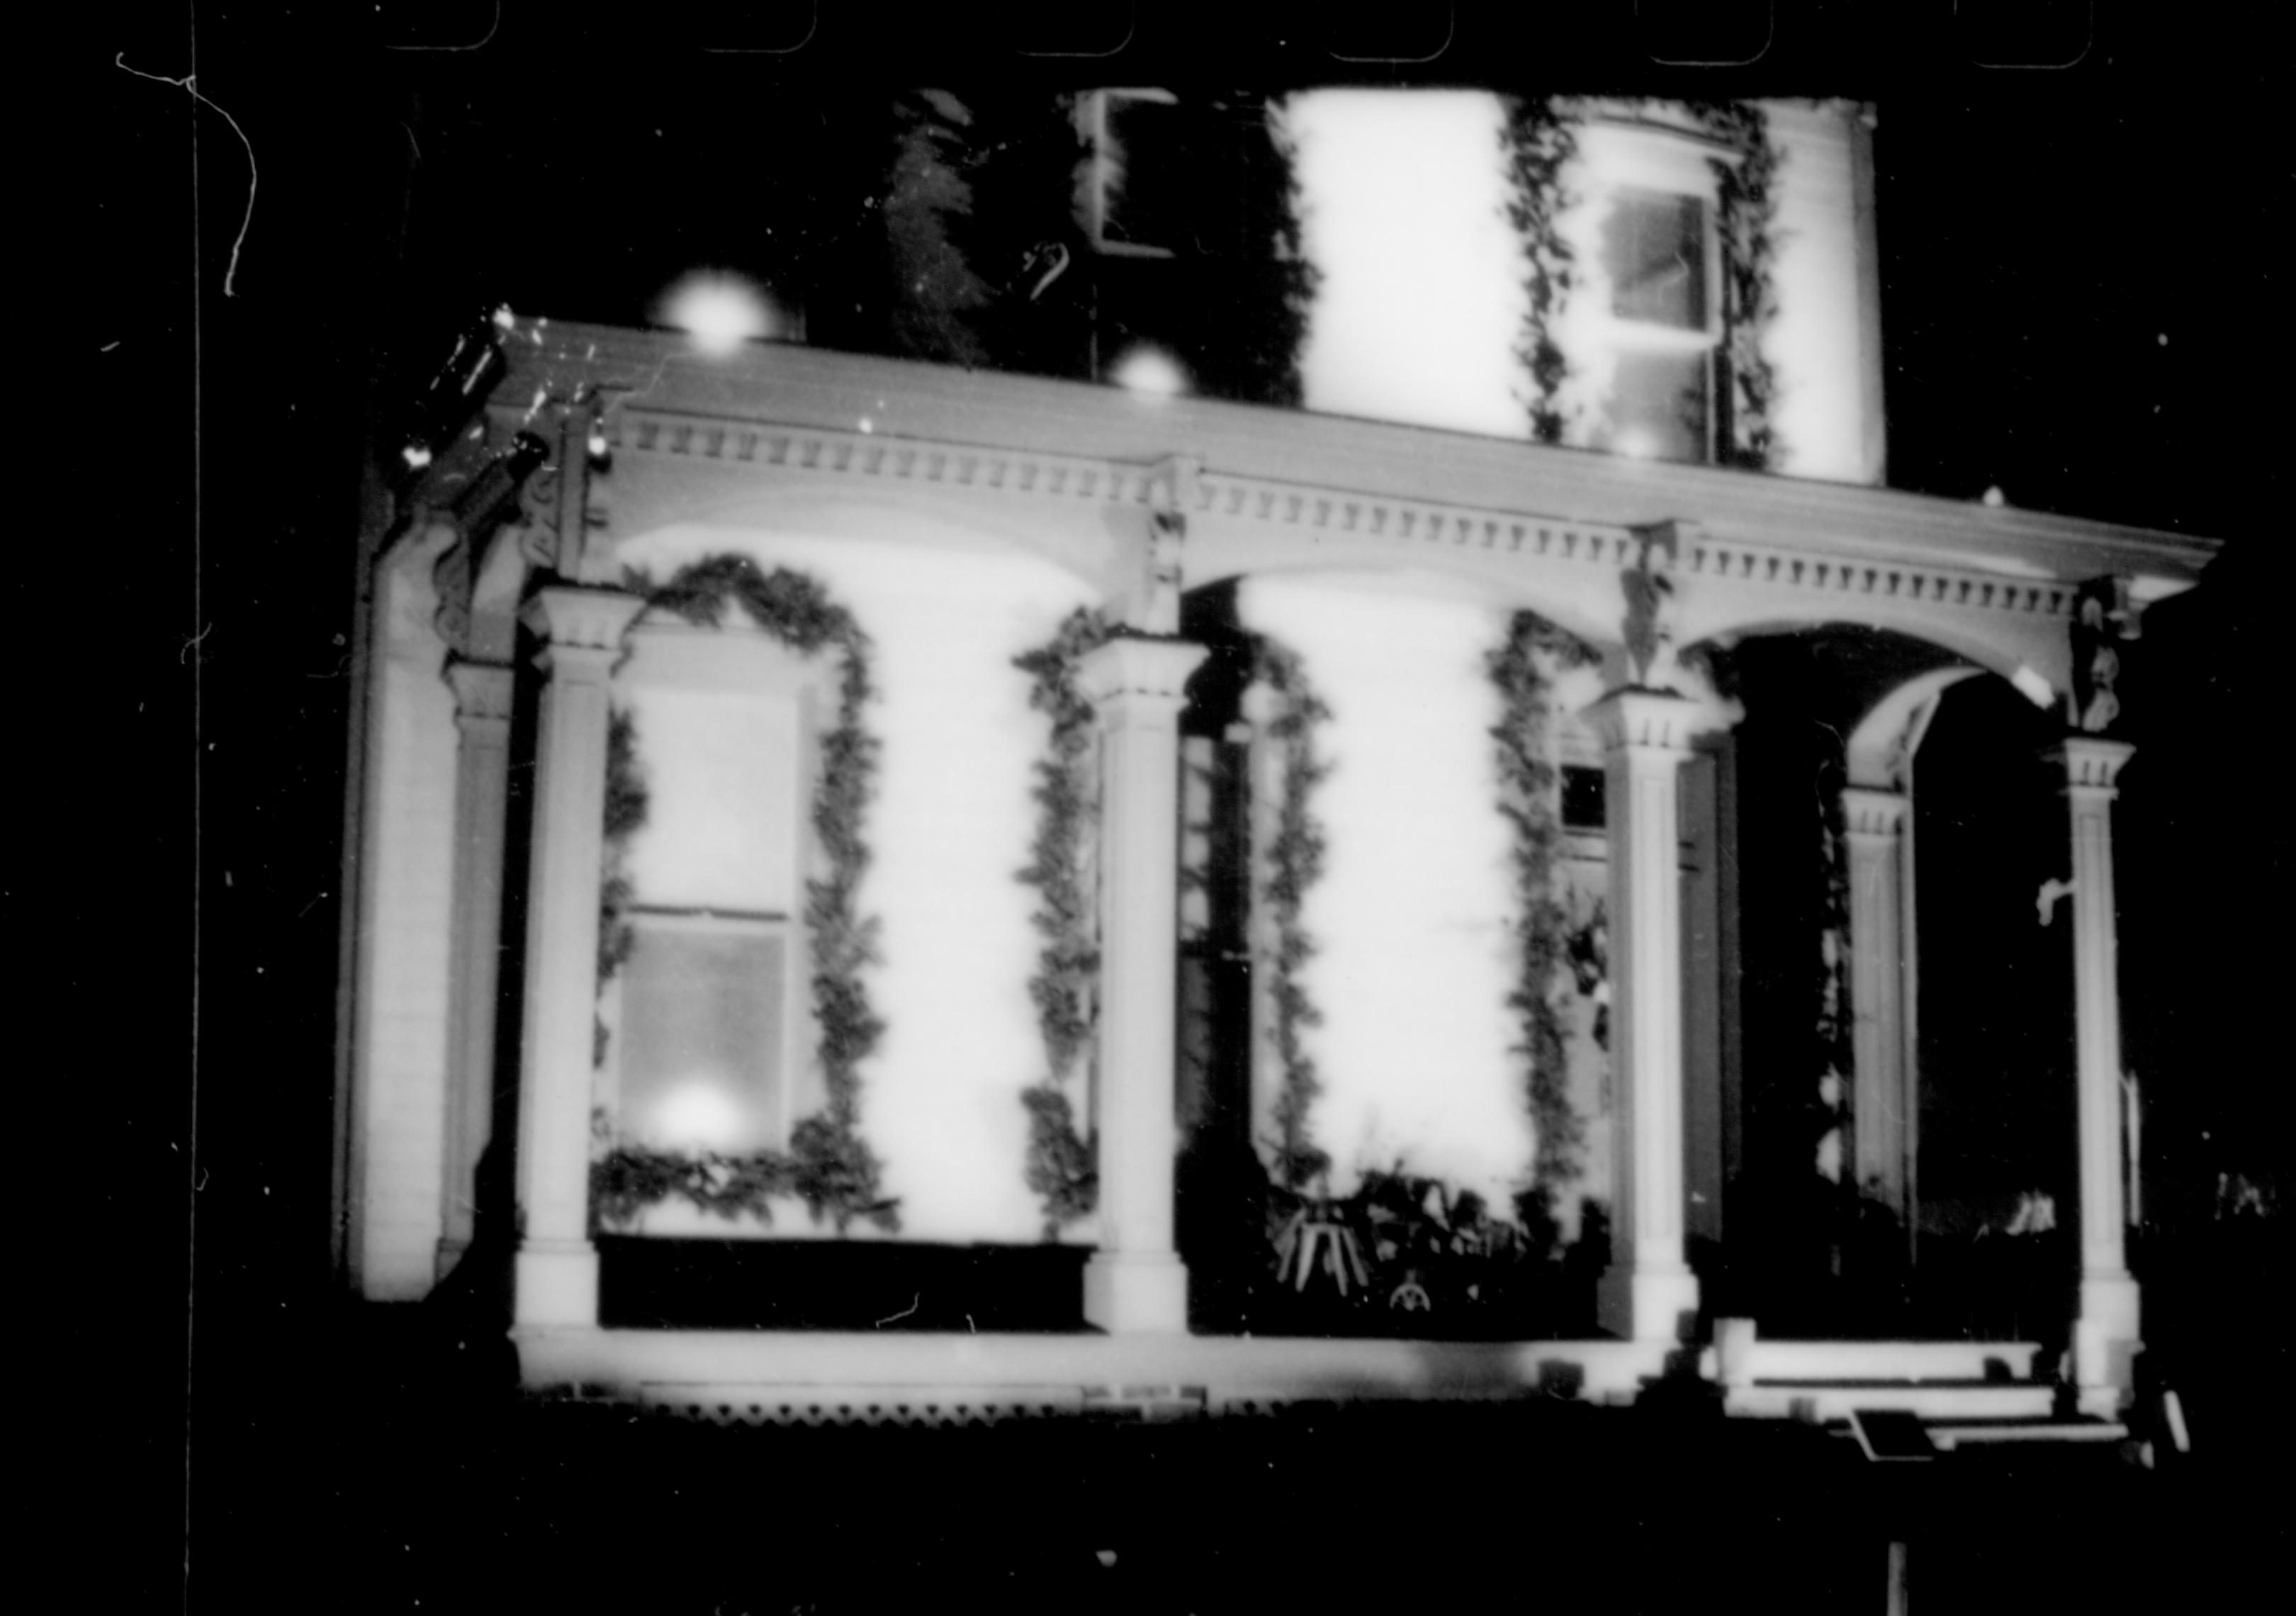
[1079,89,1258,262]
[1595,186,1719,464]
[1083,89,1183,258]
[1574,115,1733,466]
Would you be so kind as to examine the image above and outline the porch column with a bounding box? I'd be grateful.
[1077,635,1208,1333]
[2052,736,2141,1405]
[512,586,643,1328]
[437,658,516,1279]
[1840,788,1911,1218]
[1588,689,1713,1343]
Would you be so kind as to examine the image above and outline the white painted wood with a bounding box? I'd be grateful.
[1744,1338,2041,1384]
[1077,636,1208,1332]
[2053,736,2142,1405]
[1725,1383,2056,1421]
[511,587,646,1328]
[1587,690,1714,1342]
[437,659,514,1280]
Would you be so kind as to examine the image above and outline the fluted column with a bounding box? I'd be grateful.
[1840,787,1911,1218]
[1076,635,1208,1333]
[512,587,643,1328]
[1587,688,1714,1342]
[437,658,517,1279]
[2052,736,2141,1405]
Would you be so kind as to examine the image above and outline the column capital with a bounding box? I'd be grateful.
[444,656,515,722]
[2048,735,2136,796]
[1840,786,1908,841]
[1583,688,1719,756]
[521,585,643,666]
[1076,634,1208,710]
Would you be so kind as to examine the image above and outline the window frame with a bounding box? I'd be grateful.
[597,617,828,1158]
[1079,86,1183,260]
[1575,117,1740,466]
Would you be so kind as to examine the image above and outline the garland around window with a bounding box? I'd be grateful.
[589,554,899,1235]
[1012,607,1111,1238]
[1502,96,1783,466]
[596,704,649,1070]
[1255,638,1335,1192]
[1499,95,1584,444]
[1488,611,1603,1235]
[1684,101,1784,471]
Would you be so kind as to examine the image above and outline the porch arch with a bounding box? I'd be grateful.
[1676,599,2066,714]
[595,480,1121,602]
[1180,554,1622,664]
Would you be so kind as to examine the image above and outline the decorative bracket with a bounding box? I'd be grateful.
[1622,521,1693,692]
[1113,455,1194,634]
[511,395,614,579]
[2070,576,2135,736]
[431,430,552,656]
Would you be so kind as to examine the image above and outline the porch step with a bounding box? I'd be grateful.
[1925,1417,2128,1452]
[1738,1340,2041,1384]
[1724,1379,2057,1423]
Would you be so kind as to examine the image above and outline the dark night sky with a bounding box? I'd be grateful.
[82,6,2283,1597]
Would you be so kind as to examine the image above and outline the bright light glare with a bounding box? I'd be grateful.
[649,1081,746,1150]
[660,274,773,356]
[1613,425,1660,461]
[1112,345,1188,398]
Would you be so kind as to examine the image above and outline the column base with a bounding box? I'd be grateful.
[1083,1252,1191,1335]
[1713,1316,1759,1387]
[514,1240,600,1328]
[1597,1265,1700,1344]
[2073,1272,2142,1402]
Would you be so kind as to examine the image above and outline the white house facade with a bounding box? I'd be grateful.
[334,96,2212,1431]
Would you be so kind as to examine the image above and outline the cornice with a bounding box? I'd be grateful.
[597,405,2091,634]
[473,321,2223,595]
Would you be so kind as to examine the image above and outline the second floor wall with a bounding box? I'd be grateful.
[1285,93,1884,484]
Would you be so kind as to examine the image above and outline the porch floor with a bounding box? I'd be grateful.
[512,1323,2100,1430]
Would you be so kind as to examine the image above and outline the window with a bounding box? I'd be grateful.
[1083,89,1183,258]
[619,916,792,1152]
[606,624,821,1156]
[1597,185,1718,464]
[1561,764,1609,833]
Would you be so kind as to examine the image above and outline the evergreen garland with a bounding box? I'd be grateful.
[595,704,650,1068]
[1249,95,1319,410]
[1011,607,1113,1238]
[1813,753,1856,1182]
[1255,638,1334,1191]
[1499,95,1585,444]
[881,90,997,368]
[1487,611,1602,1232]
[1503,96,1783,464]
[592,555,899,1235]
[1684,101,1785,470]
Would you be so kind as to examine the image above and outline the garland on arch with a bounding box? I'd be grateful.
[1487,610,1603,1235]
[588,554,899,1235]
[1255,637,1334,1192]
[1011,607,1113,1238]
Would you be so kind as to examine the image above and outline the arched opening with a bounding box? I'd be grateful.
[1694,624,2074,1342]
[1904,673,2076,1345]
[1170,571,1620,1339]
